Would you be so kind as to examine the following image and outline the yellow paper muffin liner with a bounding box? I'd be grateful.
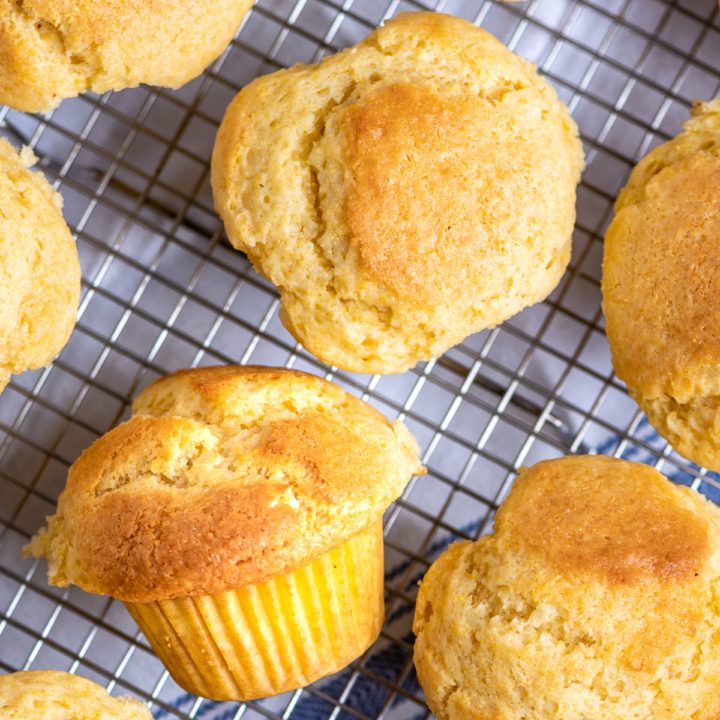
[125,520,385,701]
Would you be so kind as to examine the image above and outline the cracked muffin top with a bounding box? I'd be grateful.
[603,99,720,471]
[0,670,151,720]
[0,0,254,111]
[0,138,80,392]
[413,455,720,720]
[211,11,584,374]
[27,365,423,602]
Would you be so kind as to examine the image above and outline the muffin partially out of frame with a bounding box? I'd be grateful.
[0,0,254,111]
[0,670,151,719]
[603,99,720,471]
[212,11,583,374]
[28,365,423,701]
[0,138,80,392]
[414,455,720,720]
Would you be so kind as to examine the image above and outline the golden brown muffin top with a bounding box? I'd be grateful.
[344,81,544,307]
[498,455,710,584]
[0,670,151,719]
[603,99,720,404]
[28,366,423,602]
[0,138,80,391]
[413,455,720,720]
[212,11,583,373]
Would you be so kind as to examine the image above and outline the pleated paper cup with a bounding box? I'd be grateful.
[125,520,385,701]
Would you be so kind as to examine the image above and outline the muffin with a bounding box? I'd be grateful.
[27,365,423,701]
[0,670,151,719]
[603,99,720,470]
[413,455,720,720]
[0,0,254,112]
[212,11,583,374]
[0,138,80,392]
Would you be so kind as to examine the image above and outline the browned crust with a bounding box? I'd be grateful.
[29,366,423,601]
[602,100,720,471]
[498,455,710,584]
[604,152,720,403]
[343,81,560,307]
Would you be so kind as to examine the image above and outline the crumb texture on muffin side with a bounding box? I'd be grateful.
[0,670,151,719]
[603,99,720,469]
[27,366,423,602]
[413,455,720,720]
[0,138,80,392]
[212,11,583,374]
[0,0,254,111]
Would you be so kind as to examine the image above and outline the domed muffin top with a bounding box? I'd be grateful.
[28,366,423,602]
[212,11,583,373]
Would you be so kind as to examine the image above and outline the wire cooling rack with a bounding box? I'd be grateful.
[1,0,720,718]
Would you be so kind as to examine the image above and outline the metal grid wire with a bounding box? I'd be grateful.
[1,0,720,717]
